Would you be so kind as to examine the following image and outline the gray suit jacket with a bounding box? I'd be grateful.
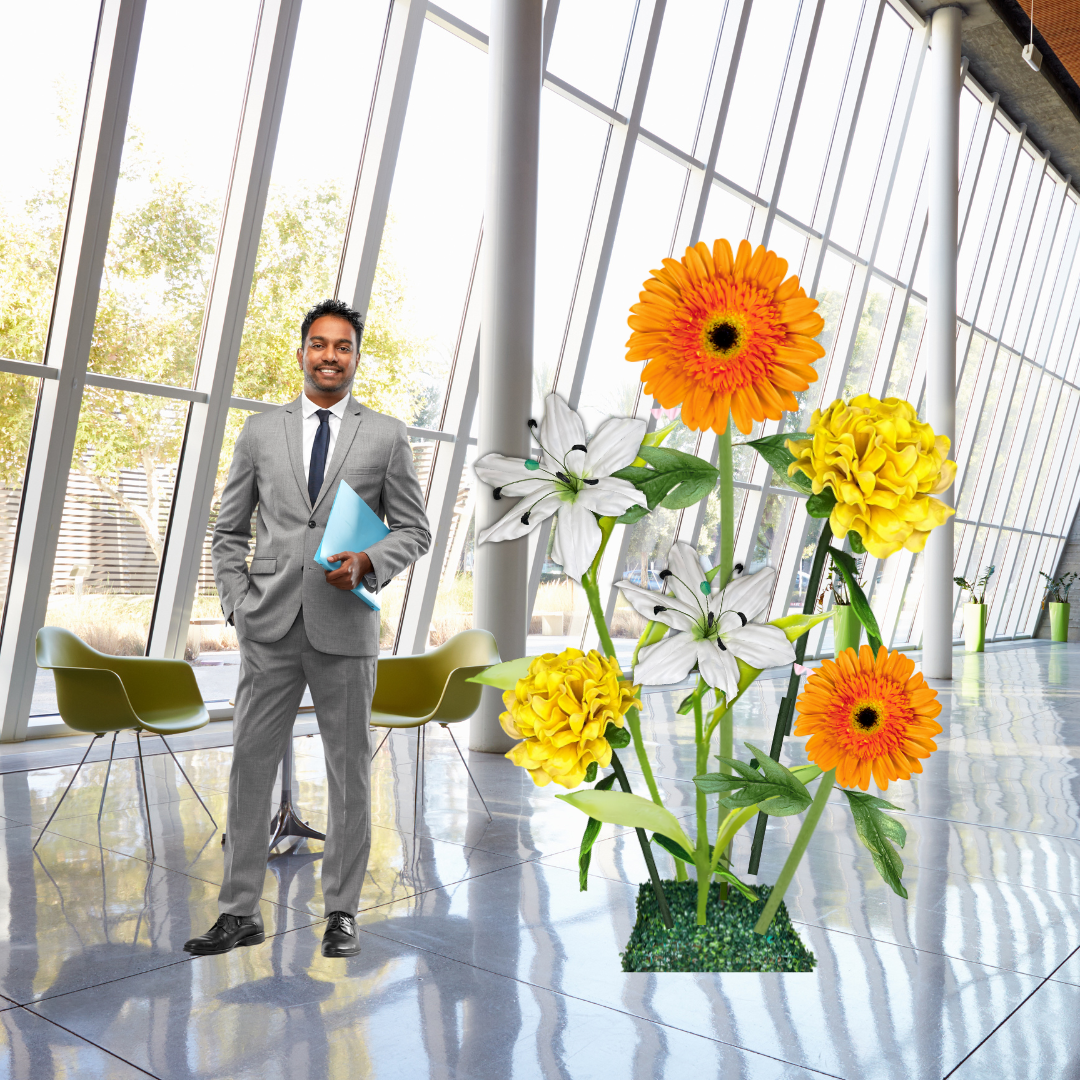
[211,395,431,656]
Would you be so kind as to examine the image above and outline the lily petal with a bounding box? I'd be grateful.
[551,499,602,581]
[575,476,648,516]
[666,542,709,610]
[712,565,777,622]
[634,632,699,686]
[473,453,544,490]
[540,393,586,465]
[478,491,559,544]
[695,639,741,698]
[583,416,647,477]
[614,581,696,631]
[722,622,795,669]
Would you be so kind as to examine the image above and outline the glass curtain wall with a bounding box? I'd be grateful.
[5,0,1080,737]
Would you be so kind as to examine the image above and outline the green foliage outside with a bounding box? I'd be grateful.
[0,117,427,565]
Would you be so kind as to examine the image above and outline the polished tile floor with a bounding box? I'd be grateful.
[2,641,1079,1078]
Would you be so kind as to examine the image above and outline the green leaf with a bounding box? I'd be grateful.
[615,503,650,525]
[805,489,838,518]
[577,772,617,890]
[465,656,534,690]
[841,789,908,898]
[847,529,866,554]
[584,762,598,784]
[651,831,694,863]
[604,721,631,749]
[694,741,814,816]
[744,433,814,494]
[828,548,882,652]
[611,445,720,511]
[770,610,833,643]
[714,865,759,903]
[557,789,695,856]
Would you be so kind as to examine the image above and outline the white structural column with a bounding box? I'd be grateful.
[923,4,962,680]
[472,0,542,751]
[0,0,146,741]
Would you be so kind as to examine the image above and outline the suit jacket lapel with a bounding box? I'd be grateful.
[311,397,364,514]
[283,398,311,510]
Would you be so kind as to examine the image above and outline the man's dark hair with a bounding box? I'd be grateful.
[300,298,364,348]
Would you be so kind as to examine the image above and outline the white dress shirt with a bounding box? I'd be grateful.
[301,392,351,485]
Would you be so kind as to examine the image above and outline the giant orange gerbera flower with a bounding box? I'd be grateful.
[626,239,825,435]
[794,644,942,791]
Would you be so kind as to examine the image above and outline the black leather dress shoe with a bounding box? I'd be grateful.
[184,912,265,955]
[322,911,361,957]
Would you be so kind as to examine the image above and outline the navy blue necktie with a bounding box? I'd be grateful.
[308,409,331,506]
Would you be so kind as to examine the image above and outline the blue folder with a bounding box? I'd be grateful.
[313,480,390,611]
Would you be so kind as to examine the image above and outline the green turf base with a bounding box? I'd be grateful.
[621,880,817,973]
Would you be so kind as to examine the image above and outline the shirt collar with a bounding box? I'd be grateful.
[301,393,351,419]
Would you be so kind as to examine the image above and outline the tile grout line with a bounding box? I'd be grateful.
[14,1005,163,1078]
[941,943,1080,1077]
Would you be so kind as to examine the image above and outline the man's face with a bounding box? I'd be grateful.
[297,315,359,396]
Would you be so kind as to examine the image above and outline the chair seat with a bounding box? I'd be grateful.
[369,709,433,729]
[135,704,210,736]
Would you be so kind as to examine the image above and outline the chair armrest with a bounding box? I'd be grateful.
[53,668,141,734]
[429,666,491,724]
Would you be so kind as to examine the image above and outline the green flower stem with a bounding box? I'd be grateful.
[712,806,758,873]
[718,424,734,585]
[753,768,836,935]
[693,689,712,924]
[581,512,674,927]
[608,751,673,929]
[747,519,833,877]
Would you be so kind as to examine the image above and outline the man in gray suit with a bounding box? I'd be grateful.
[184,298,430,958]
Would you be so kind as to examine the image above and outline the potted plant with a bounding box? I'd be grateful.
[954,565,995,653]
[1040,571,1077,642]
[824,553,864,655]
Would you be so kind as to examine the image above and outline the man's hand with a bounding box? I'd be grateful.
[325,550,374,591]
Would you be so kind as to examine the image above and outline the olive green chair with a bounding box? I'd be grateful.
[34,627,217,859]
[371,629,500,824]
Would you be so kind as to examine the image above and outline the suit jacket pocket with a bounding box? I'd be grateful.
[249,557,277,574]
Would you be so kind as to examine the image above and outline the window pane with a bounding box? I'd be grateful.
[36,390,188,721]
[0,375,39,618]
[0,3,98,364]
[360,23,487,431]
[577,144,687,432]
[778,0,865,228]
[534,89,610,409]
[546,0,638,110]
[830,7,909,254]
[87,0,260,391]
[640,0,726,153]
[716,0,801,195]
[233,0,390,408]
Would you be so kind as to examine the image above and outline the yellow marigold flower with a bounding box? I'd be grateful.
[626,239,825,435]
[786,394,956,559]
[500,648,641,789]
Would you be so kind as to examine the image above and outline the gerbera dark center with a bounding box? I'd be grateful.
[855,706,879,730]
[709,321,739,351]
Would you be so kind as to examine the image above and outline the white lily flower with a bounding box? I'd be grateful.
[474,394,648,581]
[616,541,795,697]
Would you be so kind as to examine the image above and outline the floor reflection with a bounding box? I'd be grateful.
[0,642,1076,1076]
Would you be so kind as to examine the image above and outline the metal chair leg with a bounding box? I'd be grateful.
[34,733,104,849]
[442,724,493,822]
[135,732,156,862]
[156,734,218,830]
[98,731,119,820]
[370,728,391,761]
[412,725,427,838]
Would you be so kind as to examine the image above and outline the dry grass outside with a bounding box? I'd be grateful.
[429,573,474,646]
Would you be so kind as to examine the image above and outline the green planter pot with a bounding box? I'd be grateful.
[1050,601,1071,642]
[832,604,862,655]
[963,603,987,653]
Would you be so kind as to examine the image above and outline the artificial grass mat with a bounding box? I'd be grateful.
[621,880,817,973]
